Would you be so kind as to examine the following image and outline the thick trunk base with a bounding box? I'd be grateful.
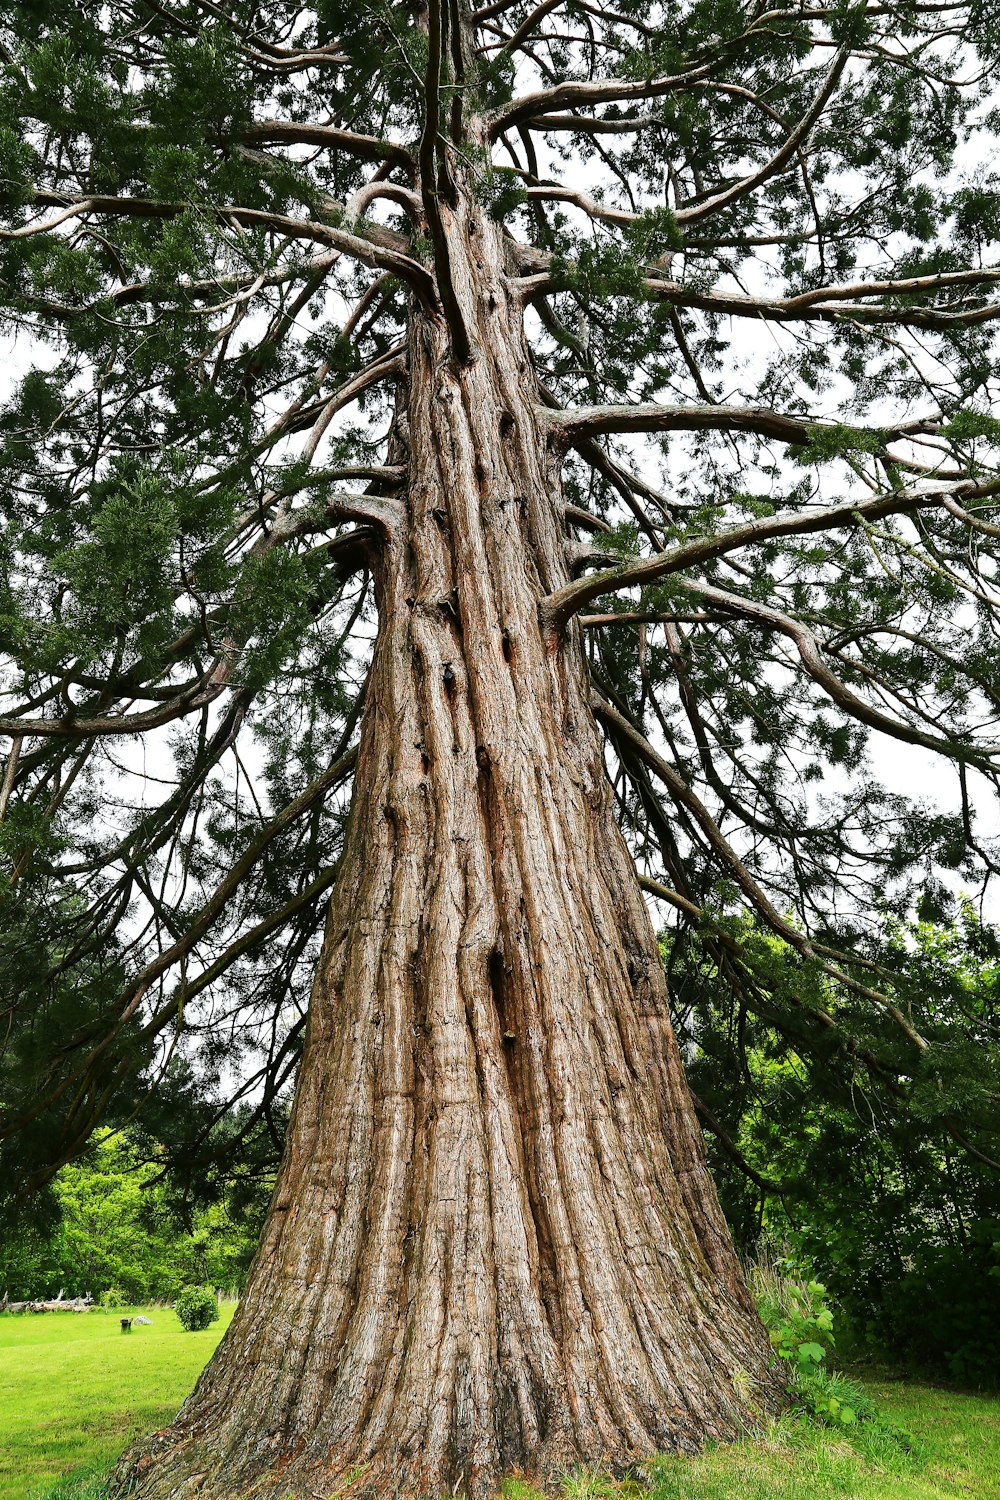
[112,200,781,1500]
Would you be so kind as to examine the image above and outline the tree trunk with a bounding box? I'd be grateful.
[113,189,779,1500]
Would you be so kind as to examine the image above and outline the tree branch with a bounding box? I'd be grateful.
[8,192,439,311]
[674,48,848,227]
[542,475,1000,632]
[669,577,1000,768]
[489,61,713,136]
[597,695,930,1051]
[240,120,414,173]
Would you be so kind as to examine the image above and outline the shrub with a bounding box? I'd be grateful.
[752,1262,848,1420]
[864,1219,1000,1386]
[752,1257,894,1433]
[99,1286,128,1309]
[174,1285,219,1332]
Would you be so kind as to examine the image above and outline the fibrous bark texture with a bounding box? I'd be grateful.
[113,196,779,1500]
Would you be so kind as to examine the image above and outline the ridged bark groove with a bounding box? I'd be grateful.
[112,190,779,1500]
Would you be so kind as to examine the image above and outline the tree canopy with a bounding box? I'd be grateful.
[2,0,999,1210]
[0,1123,263,1302]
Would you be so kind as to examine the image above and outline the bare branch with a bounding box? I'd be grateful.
[0,679,231,741]
[541,475,1000,631]
[500,0,565,53]
[674,49,849,227]
[241,120,414,173]
[643,272,1000,331]
[489,61,713,137]
[511,112,662,134]
[544,399,826,446]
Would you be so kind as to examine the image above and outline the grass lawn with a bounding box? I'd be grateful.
[0,1303,234,1500]
[636,1375,1000,1500]
[1,1313,997,1500]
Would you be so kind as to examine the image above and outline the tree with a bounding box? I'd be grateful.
[1,0,999,1494]
[0,1124,265,1302]
[674,906,1000,1384]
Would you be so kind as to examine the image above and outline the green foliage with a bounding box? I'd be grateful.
[756,1270,836,1377]
[550,238,648,302]
[57,463,179,650]
[0,1129,263,1303]
[174,1286,219,1333]
[795,424,888,466]
[751,1260,914,1453]
[855,1220,1000,1388]
[475,165,527,224]
[678,908,1000,1388]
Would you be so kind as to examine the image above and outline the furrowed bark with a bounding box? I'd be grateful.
[112,182,779,1500]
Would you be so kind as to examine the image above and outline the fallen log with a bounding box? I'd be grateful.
[2,1295,93,1313]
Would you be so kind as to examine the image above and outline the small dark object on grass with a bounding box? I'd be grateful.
[120,1318,133,1333]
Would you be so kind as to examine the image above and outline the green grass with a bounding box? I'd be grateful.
[0,1303,234,1500]
[1,1314,998,1500]
[641,1375,1000,1500]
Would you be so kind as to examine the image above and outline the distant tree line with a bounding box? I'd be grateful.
[0,1122,270,1304]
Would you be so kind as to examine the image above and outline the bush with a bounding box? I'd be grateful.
[174,1285,219,1332]
[752,1258,892,1434]
[680,908,1000,1391]
[98,1286,128,1309]
[863,1219,1000,1386]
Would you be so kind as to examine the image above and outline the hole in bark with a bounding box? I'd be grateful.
[488,947,508,1035]
[420,751,431,775]
[443,663,455,695]
[440,589,462,632]
[501,629,512,664]
[475,745,491,778]
[499,408,514,433]
[383,802,401,832]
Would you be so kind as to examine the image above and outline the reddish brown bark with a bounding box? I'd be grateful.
[112,191,779,1500]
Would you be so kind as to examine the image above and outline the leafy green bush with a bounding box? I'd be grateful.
[679,908,1000,1390]
[98,1286,128,1309]
[863,1220,1000,1386]
[753,1260,895,1435]
[174,1286,219,1332]
[752,1263,854,1424]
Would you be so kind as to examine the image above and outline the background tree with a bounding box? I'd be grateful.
[2,0,1000,1495]
[675,904,1000,1387]
[0,1122,264,1303]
